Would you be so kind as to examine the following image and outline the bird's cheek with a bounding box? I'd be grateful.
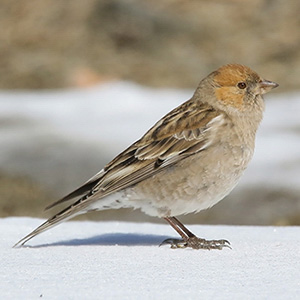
[215,87,244,110]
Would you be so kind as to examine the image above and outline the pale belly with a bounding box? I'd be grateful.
[126,144,253,217]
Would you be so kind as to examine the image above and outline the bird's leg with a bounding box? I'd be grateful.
[161,216,231,250]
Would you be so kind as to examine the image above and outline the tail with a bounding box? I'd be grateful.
[13,196,92,248]
[14,170,107,248]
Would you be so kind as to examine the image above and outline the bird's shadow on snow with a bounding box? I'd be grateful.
[31,233,172,248]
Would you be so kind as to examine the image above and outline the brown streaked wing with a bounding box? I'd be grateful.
[91,102,223,195]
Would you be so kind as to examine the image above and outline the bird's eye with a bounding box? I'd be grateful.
[237,82,247,89]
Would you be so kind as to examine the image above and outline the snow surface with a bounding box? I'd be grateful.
[1,217,299,299]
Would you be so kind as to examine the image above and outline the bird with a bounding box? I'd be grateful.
[14,64,278,249]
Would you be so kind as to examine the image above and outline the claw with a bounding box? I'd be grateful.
[160,237,231,250]
[204,239,232,250]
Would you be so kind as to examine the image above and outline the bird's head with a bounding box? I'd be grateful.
[211,64,278,112]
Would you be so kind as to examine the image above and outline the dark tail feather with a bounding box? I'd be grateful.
[45,181,98,210]
[14,197,91,248]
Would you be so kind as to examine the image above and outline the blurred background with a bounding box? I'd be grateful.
[1,0,299,225]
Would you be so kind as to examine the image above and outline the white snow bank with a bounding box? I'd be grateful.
[1,217,299,299]
[0,82,188,146]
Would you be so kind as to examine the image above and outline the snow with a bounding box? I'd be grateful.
[0,82,188,146]
[1,217,299,299]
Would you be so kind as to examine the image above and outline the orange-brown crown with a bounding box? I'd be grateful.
[214,64,260,87]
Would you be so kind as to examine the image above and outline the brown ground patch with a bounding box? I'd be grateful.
[1,0,299,90]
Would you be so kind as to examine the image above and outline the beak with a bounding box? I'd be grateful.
[258,80,279,95]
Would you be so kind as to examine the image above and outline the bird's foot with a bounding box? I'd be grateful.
[160,236,231,250]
